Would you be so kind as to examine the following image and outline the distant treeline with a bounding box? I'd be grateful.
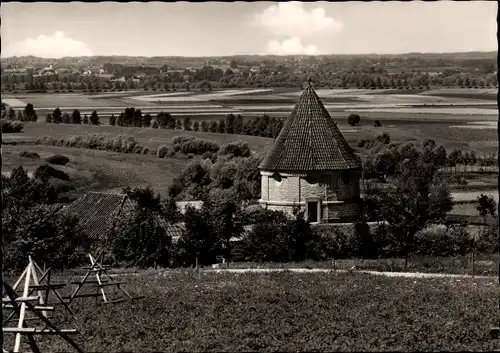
[109,110,283,138]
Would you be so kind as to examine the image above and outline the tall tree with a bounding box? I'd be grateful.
[23,103,37,122]
[368,155,453,266]
[143,113,152,128]
[89,110,100,125]
[52,108,62,124]
[225,113,236,134]
[183,116,192,131]
[62,112,70,124]
[209,121,218,133]
[71,109,82,124]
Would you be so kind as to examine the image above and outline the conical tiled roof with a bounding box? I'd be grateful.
[259,83,361,171]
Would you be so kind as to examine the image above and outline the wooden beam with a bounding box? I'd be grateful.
[3,282,85,353]
[3,305,55,311]
[14,262,32,352]
[63,293,102,299]
[82,266,111,270]
[28,284,67,290]
[70,280,110,285]
[91,281,127,288]
[90,254,108,303]
[2,296,40,303]
[11,266,29,291]
[3,328,78,334]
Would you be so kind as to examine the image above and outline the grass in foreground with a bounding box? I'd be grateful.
[3,271,498,352]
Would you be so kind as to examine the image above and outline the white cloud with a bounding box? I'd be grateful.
[252,2,342,38]
[266,37,319,56]
[3,31,93,58]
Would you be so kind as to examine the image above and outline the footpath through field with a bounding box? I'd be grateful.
[208,267,495,279]
[108,268,496,280]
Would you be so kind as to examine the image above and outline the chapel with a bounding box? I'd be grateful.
[258,80,362,223]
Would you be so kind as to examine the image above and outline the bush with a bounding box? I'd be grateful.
[376,132,391,145]
[242,211,325,262]
[46,155,70,166]
[219,141,251,158]
[415,225,472,257]
[36,134,146,154]
[151,120,159,129]
[33,164,70,181]
[374,120,382,127]
[110,211,174,268]
[347,113,361,126]
[157,145,169,158]
[171,136,220,156]
[20,151,40,159]
[2,204,87,272]
[1,119,24,133]
[475,224,499,253]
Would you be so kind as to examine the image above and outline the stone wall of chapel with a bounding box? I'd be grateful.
[262,172,361,204]
[267,176,301,203]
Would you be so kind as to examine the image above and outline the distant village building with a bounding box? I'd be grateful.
[258,80,362,223]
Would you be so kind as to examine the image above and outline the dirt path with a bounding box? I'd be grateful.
[109,268,496,280]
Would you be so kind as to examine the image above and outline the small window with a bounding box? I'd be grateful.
[305,174,317,184]
[272,172,282,182]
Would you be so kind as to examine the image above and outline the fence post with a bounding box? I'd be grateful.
[471,235,475,278]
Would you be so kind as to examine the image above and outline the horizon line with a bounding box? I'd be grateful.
[1,50,497,60]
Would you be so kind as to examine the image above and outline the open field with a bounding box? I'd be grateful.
[3,87,497,123]
[2,271,498,352]
[1,144,194,198]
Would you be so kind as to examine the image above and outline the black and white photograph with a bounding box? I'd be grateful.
[1,1,498,352]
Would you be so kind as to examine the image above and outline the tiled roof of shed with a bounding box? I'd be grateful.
[259,82,361,171]
[63,192,188,241]
[62,192,135,240]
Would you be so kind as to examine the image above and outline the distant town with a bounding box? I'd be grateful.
[1,52,497,93]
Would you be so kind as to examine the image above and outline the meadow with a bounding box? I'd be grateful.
[2,271,498,352]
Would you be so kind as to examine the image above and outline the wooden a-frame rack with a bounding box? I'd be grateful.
[2,258,83,353]
[65,252,143,305]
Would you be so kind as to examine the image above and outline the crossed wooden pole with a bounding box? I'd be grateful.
[65,252,143,305]
[2,257,83,353]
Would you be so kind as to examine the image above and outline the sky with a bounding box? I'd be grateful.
[1,2,497,58]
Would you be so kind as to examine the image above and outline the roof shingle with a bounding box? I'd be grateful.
[63,192,187,241]
[259,83,361,171]
[62,192,134,240]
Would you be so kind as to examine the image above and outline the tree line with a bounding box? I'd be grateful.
[110,110,284,138]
